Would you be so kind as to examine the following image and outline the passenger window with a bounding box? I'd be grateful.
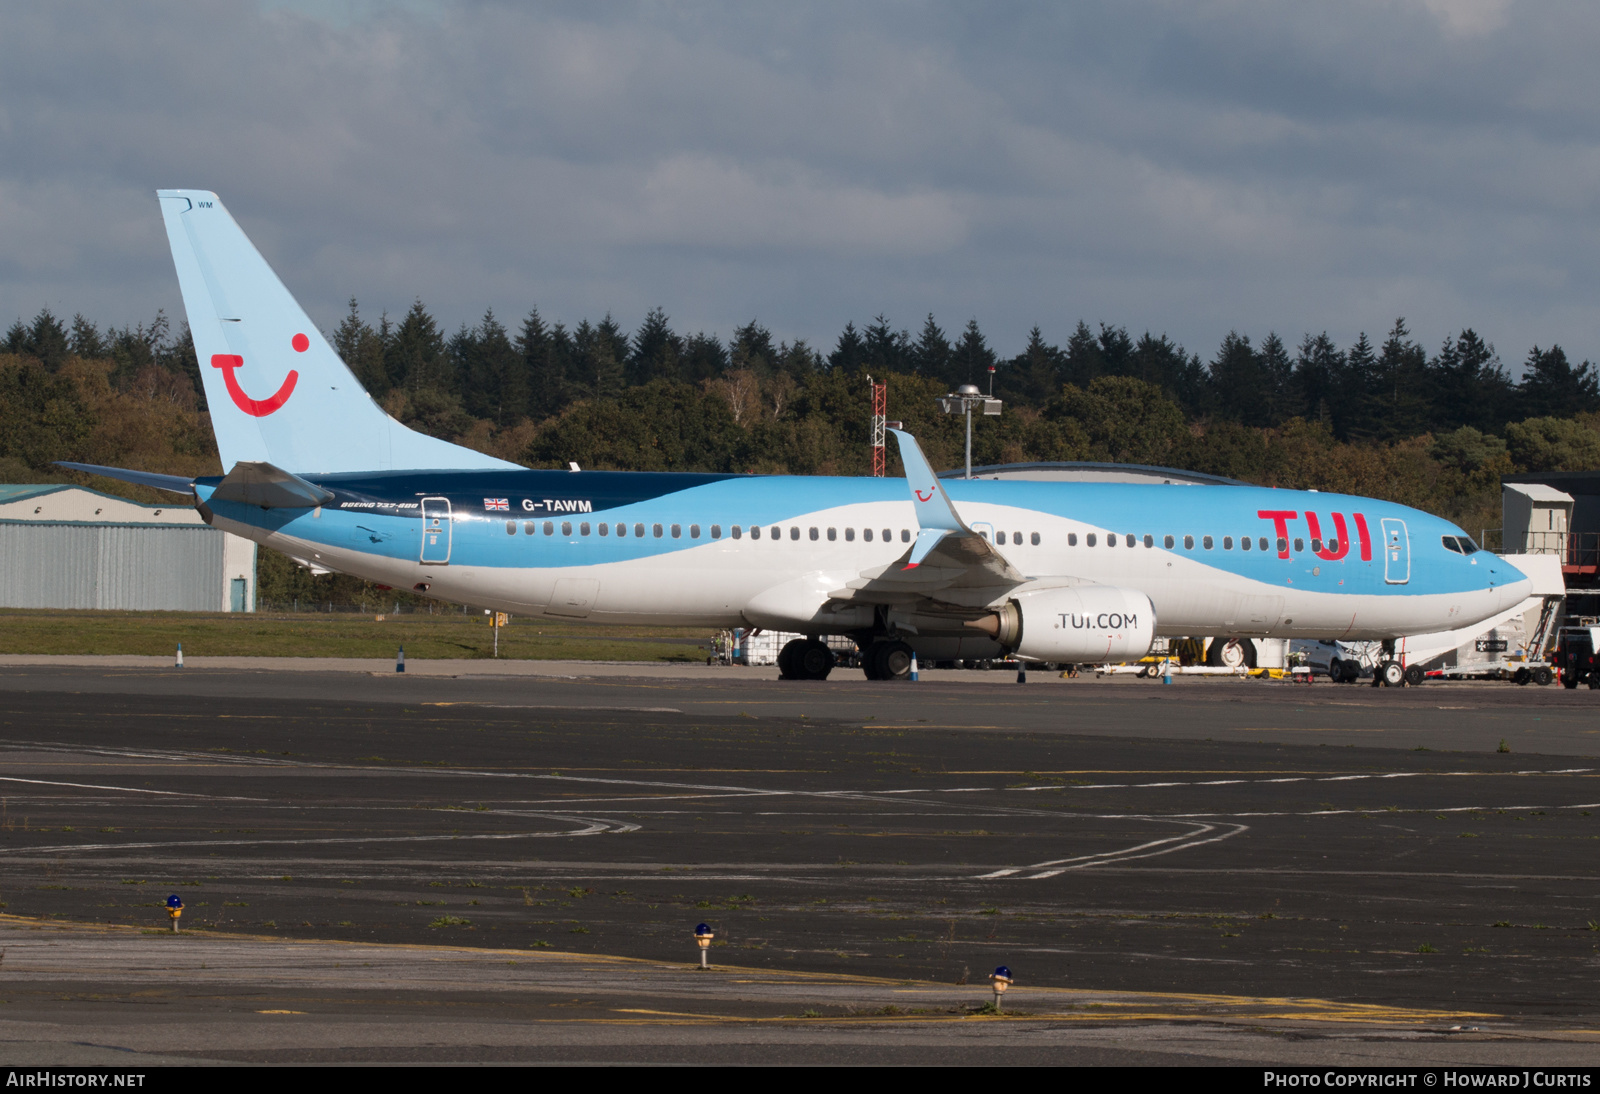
[771,526,781,540]
[1107,534,1116,548]
[883,529,892,542]
[901,529,910,542]
[1068,533,1078,546]
[653,523,663,538]
[1294,538,1304,552]
[1125,534,1135,548]
[580,522,590,536]
[865,528,875,542]
[1203,535,1214,549]
[614,523,625,537]
[1031,532,1040,545]
[790,527,800,541]
[1183,535,1194,549]
[1240,535,1250,550]
[809,527,818,541]
[1163,535,1174,549]
[711,525,721,539]
[1086,533,1097,547]
[1223,536,1233,550]
[524,522,536,535]
[561,521,572,536]
[827,527,837,541]
[506,521,516,535]
[1277,537,1287,553]
[598,523,609,536]
[845,528,855,541]
[996,531,1007,546]
[732,525,742,539]
[1311,538,1322,552]
[670,524,681,538]
[1258,537,1268,551]
[1143,534,1153,548]
[690,524,700,539]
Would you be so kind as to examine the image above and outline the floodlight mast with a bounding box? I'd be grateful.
[936,384,1002,479]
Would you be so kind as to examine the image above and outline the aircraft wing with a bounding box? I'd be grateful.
[832,429,1025,603]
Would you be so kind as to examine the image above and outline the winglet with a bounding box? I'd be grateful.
[889,428,968,534]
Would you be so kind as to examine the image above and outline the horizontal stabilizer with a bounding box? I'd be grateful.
[55,462,196,495]
[208,461,335,509]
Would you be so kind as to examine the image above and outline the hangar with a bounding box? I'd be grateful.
[0,484,256,612]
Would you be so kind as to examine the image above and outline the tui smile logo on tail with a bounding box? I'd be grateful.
[209,333,306,417]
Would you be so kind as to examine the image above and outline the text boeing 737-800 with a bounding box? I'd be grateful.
[60,191,1531,683]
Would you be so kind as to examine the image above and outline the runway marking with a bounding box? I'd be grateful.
[977,821,1250,879]
[0,775,264,801]
[1015,768,1593,792]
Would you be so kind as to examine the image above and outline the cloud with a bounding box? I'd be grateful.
[2,0,1600,367]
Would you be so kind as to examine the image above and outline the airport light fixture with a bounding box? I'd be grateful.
[988,965,1012,1011]
[694,922,714,968]
[935,384,1002,480]
[166,893,183,933]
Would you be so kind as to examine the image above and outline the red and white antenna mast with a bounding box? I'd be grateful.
[868,375,887,476]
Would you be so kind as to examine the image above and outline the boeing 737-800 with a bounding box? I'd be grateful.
[62,191,1531,684]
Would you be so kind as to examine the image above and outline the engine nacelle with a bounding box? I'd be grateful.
[971,584,1155,663]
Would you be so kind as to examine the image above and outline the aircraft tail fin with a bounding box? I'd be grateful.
[156,190,517,475]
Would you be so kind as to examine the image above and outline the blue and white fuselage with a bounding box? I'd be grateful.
[64,189,1529,678]
[194,466,1526,644]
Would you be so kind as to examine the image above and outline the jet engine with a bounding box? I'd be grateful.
[967,584,1155,662]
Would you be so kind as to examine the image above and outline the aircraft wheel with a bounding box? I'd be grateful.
[1342,659,1364,683]
[868,640,915,681]
[1379,660,1406,688]
[1206,637,1256,669]
[798,640,835,681]
[1403,664,1425,687]
[777,638,806,680]
[1533,667,1554,687]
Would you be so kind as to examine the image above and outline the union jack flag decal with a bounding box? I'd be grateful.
[484,498,510,511]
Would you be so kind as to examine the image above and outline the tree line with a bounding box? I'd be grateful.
[5,302,1600,605]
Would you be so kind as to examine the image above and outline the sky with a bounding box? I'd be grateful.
[2,0,1598,371]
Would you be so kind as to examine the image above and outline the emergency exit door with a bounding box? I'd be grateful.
[421,497,452,564]
[1380,518,1409,584]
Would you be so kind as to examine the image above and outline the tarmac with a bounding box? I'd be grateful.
[0,659,1596,1065]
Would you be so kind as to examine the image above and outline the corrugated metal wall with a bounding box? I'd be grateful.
[0,523,226,610]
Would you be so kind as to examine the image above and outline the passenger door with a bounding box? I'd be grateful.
[420,497,452,564]
[1380,518,1409,584]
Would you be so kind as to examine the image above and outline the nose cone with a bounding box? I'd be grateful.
[1489,556,1533,610]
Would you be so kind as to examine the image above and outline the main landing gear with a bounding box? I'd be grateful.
[777,638,835,681]
[861,640,914,681]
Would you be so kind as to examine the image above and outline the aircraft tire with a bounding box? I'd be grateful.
[1379,660,1406,688]
[1341,659,1363,683]
[798,640,835,681]
[1206,637,1256,670]
[777,639,806,680]
[868,640,914,681]
[1404,664,1425,687]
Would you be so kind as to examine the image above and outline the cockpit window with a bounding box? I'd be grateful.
[1442,535,1482,554]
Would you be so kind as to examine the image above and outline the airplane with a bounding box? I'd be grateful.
[60,190,1532,687]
